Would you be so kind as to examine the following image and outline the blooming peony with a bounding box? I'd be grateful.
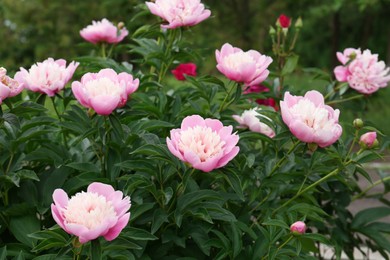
[51,182,131,244]
[359,131,377,149]
[216,43,272,86]
[0,67,24,104]
[232,108,275,138]
[167,115,239,172]
[280,90,342,148]
[146,0,211,29]
[244,85,278,111]
[171,63,197,80]
[71,68,139,116]
[80,18,128,44]
[15,58,79,97]
[334,48,390,94]
[277,14,291,28]
[290,221,306,234]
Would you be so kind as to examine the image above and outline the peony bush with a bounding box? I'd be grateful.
[0,1,390,259]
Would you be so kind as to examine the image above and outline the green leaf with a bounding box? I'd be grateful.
[351,207,390,229]
[66,162,100,173]
[0,246,7,260]
[9,215,40,247]
[223,170,245,201]
[302,233,332,245]
[123,227,158,241]
[281,54,299,76]
[262,219,290,230]
[90,239,101,260]
[151,209,169,234]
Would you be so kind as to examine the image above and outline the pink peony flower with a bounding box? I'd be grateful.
[71,69,139,116]
[278,14,291,28]
[14,58,79,97]
[244,85,278,111]
[171,63,197,81]
[232,108,275,138]
[359,131,377,149]
[216,43,272,86]
[80,18,128,44]
[334,48,390,94]
[290,221,306,234]
[51,182,131,244]
[146,0,211,29]
[166,115,240,172]
[280,90,342,148]
[0,67,24,104]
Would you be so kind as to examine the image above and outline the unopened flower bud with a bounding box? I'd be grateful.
[277,14,291,28]
[353,118,364,129]
[290,221,306,234]
[359,132,378,149]
[269,26,276,36]
[295,17,303,29]
[117,22,125,30]
[307,143,318,152]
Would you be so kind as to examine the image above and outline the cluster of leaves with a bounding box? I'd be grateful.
[0,5,390,260]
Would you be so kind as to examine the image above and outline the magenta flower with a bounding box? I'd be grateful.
[71,69,139,116]
[171,63,197,81]
[277,14,291,28]
[80,18,128,44]
[146,0,211,29]
[244,85,278,111]
[14,58,79,97]
[359,131,377,149]
[216,43,272,86]
[280,90,342,148]
[232,108,275,138]
[51,182,131,244]
[0,67,24,104]
[290,221,306,234]
[334,48,390,94]
[167,115,240,172]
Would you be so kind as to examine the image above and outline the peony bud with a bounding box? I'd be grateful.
[269,26,276,36]
[290,221,306,234]
[277,14,291,28]
[295,17,303,29]
[359,132,378,149]
[117,22,125,30]
[353,118,364,129]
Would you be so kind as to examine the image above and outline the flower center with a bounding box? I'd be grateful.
[85,78,121,97]
[290,99,331,130]
[28,63,65,89]
[64,192,116,230]
[224,52,254,70]
[178,126,225,162]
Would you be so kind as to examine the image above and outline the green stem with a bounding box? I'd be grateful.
[272,167,344,215]
[158,29,178,83]
[218,81,237,114]
[326,94,364,105]
[344,129,359,164]
[269,140,300,177]
[90,239,101,260]
[277,235,294,251]
[352,176,390,201]
[51,96,69,149]
[5,153,14,174]
[101,43,107,59]
[102,116,110,179]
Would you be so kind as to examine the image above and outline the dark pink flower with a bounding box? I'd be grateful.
[278,14,291,28]
[290,221,306,234]
[171,63,197,81]
[244,85,278,111]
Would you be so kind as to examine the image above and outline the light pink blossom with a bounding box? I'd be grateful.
[51,182,131,244]
[0,67,24,104]
[280,90,342,148]
[146,0,211,29]
[15,58,79,97]
[359,131,377,148]
[232,108,275,138]
[216,43,272,86]
[80,18,128,44]
[334,48,390,94]
[71,69,139,116]
[167,115,240,172]
[290,221,306,234]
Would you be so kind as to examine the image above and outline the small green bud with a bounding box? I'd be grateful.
[269,26,276,36]
[295,17,303,29]
[353,118,364,129]
[117,22,125,30]
[307,143,318,152]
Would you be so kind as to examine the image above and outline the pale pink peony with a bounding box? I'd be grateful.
[0,67,24,104]
[359,131,377,148]
[280,90,342,148]
[216,43,272,86]
[166,115,240,172]
[80,18,128,44]
[15,58,79,97]
[232,108,275,138]
[334,48,390,94]
[146,0,211,29]
[71,69,139,116]
[290,221,306,234]
[51,182,131,244]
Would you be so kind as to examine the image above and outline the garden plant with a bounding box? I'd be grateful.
[1,0,390,259]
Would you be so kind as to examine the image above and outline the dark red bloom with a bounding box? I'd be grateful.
[171,63,197,81]
[244,85,278,111]
[278,14,291,28]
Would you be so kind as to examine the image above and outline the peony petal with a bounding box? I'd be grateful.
[104,213,130,241]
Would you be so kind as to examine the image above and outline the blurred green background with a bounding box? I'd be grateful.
[0,0,390,133]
